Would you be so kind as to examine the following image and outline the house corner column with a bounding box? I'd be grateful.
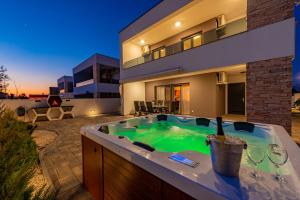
[246,57,292,133]
[246,0,294,133]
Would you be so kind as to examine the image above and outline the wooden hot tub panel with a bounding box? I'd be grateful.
[82,135,194,200]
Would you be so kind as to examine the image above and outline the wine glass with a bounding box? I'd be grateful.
[246,145,266,179]
[267,144,288,183]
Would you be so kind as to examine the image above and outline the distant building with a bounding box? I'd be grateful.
[57,75,74,99]
[0,92,8,99]
[49,87,60,95]
[28,94,48,100]
[72,53,120,98]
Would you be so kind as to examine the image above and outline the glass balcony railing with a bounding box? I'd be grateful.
[123,17,247,68]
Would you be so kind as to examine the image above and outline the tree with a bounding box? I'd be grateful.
[0,66,9,93]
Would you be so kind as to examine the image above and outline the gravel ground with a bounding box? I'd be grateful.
[30,129,58,194]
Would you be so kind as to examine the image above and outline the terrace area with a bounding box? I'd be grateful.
[32,113,300,199]
[34,115,128,199]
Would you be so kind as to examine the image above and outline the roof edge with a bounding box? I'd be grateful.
[119,0,163,33]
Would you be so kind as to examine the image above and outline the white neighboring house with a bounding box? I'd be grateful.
[57,75,74,99]
[72,53,120,99]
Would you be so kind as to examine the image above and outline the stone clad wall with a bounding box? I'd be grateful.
[247,57,292,133]
[246,0,294,133]
[247,0,294,30]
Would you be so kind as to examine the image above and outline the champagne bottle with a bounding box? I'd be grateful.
[216,117,225,142]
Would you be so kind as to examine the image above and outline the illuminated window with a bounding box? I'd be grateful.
[152,47,166,60]
[182,33,202,51]
[193,34,202,47]
[160,48,166,57]
[153,51,160,60]
[183,39,192,50]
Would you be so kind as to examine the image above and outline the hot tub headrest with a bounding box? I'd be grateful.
[157,114,168,121]
[234,122,255,133]
[98,125,109,134]
[133,141,155,152]
[196,118,210,127]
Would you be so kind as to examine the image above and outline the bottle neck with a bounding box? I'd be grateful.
[216,117,225,136]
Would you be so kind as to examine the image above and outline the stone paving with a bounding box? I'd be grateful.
[30,130,57,193]
[36,114,128,200]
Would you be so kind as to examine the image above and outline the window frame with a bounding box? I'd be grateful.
[181,32,202,51]
[152,46,166,60]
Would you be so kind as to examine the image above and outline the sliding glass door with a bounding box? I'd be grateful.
[155,83,190,115]
[181,84,190,115]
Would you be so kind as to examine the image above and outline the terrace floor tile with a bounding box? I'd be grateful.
[35,114,129,199]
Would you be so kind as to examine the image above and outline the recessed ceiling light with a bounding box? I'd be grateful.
[140,40,145,45]
[175,21,181,27]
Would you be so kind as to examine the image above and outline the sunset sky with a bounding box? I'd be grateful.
[0,1,299,95]
[0,0,160,95]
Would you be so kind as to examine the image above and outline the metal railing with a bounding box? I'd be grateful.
[123,17,247,68]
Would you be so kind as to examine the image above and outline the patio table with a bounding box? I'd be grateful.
[153,105,168,113]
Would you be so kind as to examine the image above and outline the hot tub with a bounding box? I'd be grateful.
[81,114,300,200]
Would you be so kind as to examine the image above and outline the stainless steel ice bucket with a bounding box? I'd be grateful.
[206,135,247,177]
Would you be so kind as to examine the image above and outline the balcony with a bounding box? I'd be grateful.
[123,17,247,69]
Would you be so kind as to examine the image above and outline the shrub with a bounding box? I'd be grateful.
[0,110,55,200]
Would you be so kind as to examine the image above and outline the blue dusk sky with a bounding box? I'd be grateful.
[0,1,299,94]
[0,0,160,94]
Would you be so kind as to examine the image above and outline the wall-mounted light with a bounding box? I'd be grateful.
[175,21,181,27]
[88,109,97,116]
[142,45,150,55]
[140,39,145,45]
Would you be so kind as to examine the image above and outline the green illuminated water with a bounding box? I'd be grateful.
[113,121,215,154]
[111,121,287,174]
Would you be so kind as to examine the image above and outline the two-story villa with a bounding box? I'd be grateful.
[73,53,120,99]
[119,0,294,132]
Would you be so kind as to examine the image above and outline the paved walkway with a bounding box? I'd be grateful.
[36,115,127,200]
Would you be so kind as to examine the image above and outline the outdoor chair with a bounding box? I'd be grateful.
[134,101,141,116]
[139,101,148,114]
[146,101,156,113]
[157,100,163,106]
[164,100,170,113]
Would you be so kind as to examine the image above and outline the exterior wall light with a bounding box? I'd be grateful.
[175,21,181,27]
